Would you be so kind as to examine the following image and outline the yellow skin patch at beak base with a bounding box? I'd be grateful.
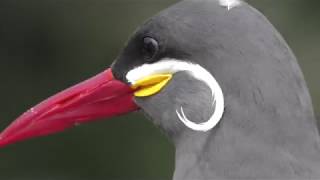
[131,74,172,97]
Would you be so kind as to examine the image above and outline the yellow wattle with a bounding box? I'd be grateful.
[132,74,172,97]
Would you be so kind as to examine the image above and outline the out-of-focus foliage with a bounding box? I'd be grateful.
[0,0,319,179]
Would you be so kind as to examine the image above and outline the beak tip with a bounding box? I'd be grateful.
[0,136,10,148]
[0,130,17,148]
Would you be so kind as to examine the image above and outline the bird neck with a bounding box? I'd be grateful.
[172,116,320,180]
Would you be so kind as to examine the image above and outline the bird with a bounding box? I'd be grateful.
[1,0,320,179]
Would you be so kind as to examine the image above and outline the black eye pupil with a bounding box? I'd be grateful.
[142,37,159,60]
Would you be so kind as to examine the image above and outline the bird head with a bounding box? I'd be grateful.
[0,0,229,147]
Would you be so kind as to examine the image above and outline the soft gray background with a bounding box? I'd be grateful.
[0,0,319,179]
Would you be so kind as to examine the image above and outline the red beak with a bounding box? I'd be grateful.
[0,68,139,147]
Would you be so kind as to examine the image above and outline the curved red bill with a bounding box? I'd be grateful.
[0,68,139,147]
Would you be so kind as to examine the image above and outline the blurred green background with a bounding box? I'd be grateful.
[0,0,319,179]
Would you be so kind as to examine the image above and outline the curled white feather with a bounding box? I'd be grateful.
[126,59,225,132]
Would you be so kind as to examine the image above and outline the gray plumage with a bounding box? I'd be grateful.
[114,0,320,179]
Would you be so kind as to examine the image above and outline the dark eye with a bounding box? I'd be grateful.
[142,37,159,61]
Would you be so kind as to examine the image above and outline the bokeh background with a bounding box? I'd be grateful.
[0,0,319,179]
